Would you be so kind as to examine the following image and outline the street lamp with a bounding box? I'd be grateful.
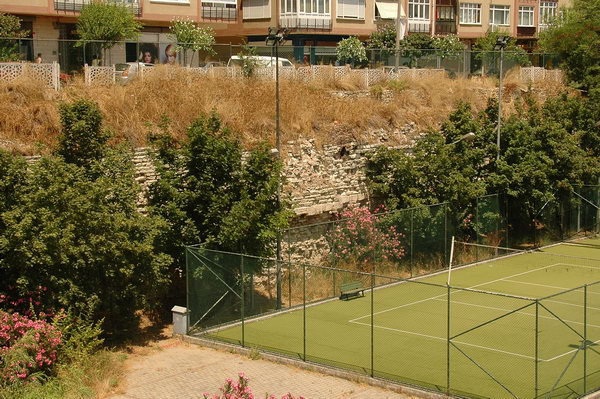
[449,132,476,145]
[494,35,508,161]
[266,27,289,310]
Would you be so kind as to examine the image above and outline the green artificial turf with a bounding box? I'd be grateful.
[196,238,600,398]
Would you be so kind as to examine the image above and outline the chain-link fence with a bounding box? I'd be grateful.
[1,38,562,77]
[283,194,506,280]
[187,242,600,399]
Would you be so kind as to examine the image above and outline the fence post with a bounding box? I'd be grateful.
[241,255,245,347]
[371,272,374,378]
[535,299,539,398]
[410,208,414,277]
[584,284,588,394]
[447,284,451,395]
[52,62,60,91]
[303,261,306,362]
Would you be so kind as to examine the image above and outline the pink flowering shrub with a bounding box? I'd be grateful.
[203,373,304,399]
[0,311,62,385]
[326,206,405,271]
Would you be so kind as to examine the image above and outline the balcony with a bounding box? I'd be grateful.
[54,0,141,15]
[435,20,456,34]
[517,26,536,37]
[280,15,332,30]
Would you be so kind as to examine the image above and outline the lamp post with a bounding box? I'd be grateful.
[266,27,288,310]
[494,35,508,161]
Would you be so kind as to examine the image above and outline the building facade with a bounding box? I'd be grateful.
[0,0,567,67]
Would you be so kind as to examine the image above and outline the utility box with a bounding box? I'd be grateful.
[171,306,188,336]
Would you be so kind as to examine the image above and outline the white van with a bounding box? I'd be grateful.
[227,55,294,68]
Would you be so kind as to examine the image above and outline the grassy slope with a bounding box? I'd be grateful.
[0,66,568,155]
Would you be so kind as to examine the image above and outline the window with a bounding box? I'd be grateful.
[459,3,480,24]
[437,5,455,20]
[518,6,534,26]
[539,1,557,25]
[280,0,297,14]
[489,4,509,26]
[298,0,329,14]
[337,0,365,19]
[150,0,189,3]
[244,0,270,19]
[408,0,429,20]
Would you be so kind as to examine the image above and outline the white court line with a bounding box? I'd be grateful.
[351,320,538,361]
[348,261,600,363]
[503,279,600,297]
[349,262,564,323]
[544,337,600,362]
[431,298,600,329]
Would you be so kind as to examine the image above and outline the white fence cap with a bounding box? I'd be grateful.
[171,305,188,314]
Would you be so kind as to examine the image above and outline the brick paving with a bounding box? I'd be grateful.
[110,339,416,399]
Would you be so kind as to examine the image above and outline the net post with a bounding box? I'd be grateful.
[303,261,306,362]
[535,299,539,398]
[446,284,451,395]
[584,284,588,394]
[241,254,245,347]
[371,272,375,378]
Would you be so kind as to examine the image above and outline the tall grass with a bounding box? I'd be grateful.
[0,65,568,155]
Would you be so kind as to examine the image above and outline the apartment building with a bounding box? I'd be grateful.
[0,0,567,67]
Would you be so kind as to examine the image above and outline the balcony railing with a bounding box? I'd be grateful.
[202,6,238,20]
[54,0,141,15]
[280,15,332,30]
[408,20,431,33]
[435,20,456,34]
[517,26,536,37]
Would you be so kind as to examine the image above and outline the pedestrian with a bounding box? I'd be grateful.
[34,53,42,63]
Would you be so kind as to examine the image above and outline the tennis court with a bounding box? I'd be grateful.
[187,238,600,398]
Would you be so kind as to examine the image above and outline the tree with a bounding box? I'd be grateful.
[56,99,110,170]
[0,12,29,62]
[75,1,142,65]
[539,0,600,94]
[336,36,367,67]
[0,99,172,336]
[473,31,530,75]
[169,17,216,66]
[367,24,397,59]
[398,33,435,67]
[0,152,171,336]
[366,97,600,244]
[148,112,291,275]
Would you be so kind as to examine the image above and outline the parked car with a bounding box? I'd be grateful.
[115,62,153,84]
[227,56,294,68]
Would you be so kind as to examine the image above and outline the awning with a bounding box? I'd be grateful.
[375,1,406,19]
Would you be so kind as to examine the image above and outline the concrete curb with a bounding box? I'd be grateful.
[182,334,450,399]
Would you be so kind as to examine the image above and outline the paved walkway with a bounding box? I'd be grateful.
[110,339,415,399]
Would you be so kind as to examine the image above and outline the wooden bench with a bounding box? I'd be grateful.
[339,281,365,300]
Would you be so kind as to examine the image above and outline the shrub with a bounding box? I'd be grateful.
[326,207,405,271]
[0,311,62,385]
[203,373,305,399]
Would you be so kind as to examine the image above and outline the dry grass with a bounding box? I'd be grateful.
[0,65,569,155]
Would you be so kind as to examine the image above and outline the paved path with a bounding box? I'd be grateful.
[110,339,415,399]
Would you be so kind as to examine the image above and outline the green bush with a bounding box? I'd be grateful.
[149,112,290,275]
